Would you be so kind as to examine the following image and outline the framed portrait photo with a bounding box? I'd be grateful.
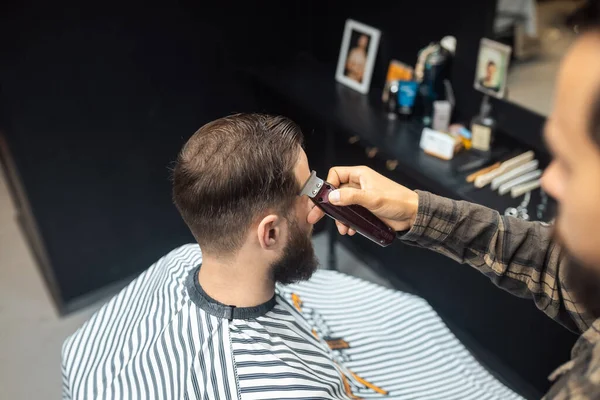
[335,19,381,94]
[474,38,512,99]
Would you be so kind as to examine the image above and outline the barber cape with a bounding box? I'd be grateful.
[62,244,521,399]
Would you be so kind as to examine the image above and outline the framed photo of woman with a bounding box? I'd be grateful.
[335,19,381,94]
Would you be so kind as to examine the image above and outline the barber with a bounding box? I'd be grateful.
[307,27,600,399]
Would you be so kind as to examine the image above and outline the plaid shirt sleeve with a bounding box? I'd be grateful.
[400,190,596,334]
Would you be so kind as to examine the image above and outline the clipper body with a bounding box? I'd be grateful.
[300,171,395,247]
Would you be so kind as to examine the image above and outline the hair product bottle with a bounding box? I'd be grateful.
[471,96,496,152]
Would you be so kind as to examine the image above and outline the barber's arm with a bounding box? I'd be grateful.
[307,165,593,333]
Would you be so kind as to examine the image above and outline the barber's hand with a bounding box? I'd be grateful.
[307,166,419,235]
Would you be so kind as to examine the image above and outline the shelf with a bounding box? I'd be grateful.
[245,59,552,218]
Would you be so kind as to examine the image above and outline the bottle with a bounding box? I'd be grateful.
[397,80,418,119]
[383,80,399,119]
[418,43,453,127]
[471,96,496,152]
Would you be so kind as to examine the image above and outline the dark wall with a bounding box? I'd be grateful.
[308,0,496,100]
[0,0,308,309]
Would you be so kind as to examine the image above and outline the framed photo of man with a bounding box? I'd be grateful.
[474,38,512,99]
[335,19,381,94]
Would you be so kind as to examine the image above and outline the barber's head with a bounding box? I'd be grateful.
[542,16,600,315]
[542,29,600,267]
[172,113,318,284]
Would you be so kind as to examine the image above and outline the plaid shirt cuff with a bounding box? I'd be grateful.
[399,190,459,246]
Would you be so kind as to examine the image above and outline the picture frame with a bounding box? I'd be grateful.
[335,19,381,94]
[474,38,512,99]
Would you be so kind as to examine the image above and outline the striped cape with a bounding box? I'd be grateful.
[62,244,521,399]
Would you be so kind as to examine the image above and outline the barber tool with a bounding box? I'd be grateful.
[456,147,511,176]
[457,157,490,174]
[466,162,501,183]
[491,160,539,191]
[498,170,542,195]
[300,171,395,247]
[474,151,535,188]
[537,190,548,220]
[511,179,541,198]
[505,191,531,220]
[498,170,542,196]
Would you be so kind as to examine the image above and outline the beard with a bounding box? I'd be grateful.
[270,218,319,285]
[555,228,600,320]
[565,256,600,320]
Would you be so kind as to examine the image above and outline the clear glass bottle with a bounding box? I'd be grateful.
[471,96,496,152]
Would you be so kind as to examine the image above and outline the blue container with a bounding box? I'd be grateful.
[397,80,418,117]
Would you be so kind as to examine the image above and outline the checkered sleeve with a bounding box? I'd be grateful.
[400,190,595,333]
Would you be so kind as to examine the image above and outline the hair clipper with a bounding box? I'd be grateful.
[300,171,395,247]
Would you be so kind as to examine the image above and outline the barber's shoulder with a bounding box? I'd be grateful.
[546,339,600,398]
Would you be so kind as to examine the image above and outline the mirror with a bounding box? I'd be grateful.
[493,0,584,115]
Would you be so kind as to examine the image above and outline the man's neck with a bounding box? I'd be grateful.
[198,253,275,308]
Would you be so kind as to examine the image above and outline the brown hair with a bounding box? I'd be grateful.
[172,113,304,254]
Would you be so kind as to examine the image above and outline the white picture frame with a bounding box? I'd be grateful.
[474,38,512,99]
[335,19,381,94]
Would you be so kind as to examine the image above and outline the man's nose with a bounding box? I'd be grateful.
[540,162,560,201]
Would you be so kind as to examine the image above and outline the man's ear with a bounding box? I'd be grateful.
[257,214,282,250]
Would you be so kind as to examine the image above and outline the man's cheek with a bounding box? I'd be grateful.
[564,195,600,266]
[300,198,315,223]
[554,197,579,253]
